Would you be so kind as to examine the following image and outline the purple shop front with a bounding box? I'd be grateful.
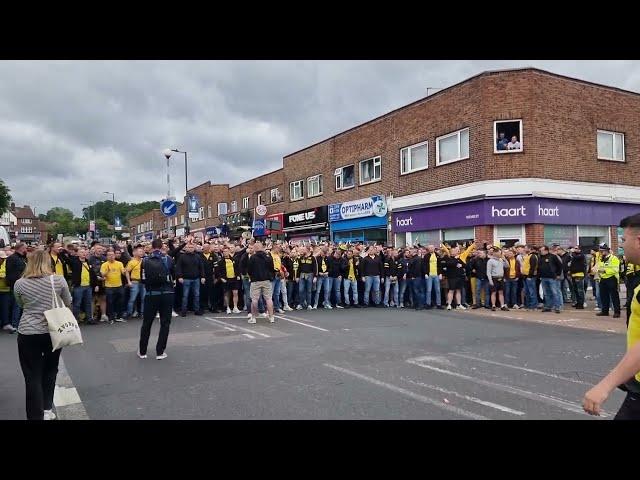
[393,197,640,233]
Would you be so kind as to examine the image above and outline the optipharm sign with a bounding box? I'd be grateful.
[330,195,387,222]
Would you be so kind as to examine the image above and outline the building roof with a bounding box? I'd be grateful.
[13,205,36,219]
[283,67,640,159]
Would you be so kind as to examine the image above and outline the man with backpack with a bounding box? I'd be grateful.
[138,239,175,360]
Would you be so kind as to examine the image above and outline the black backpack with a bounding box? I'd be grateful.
[142,255,170,290]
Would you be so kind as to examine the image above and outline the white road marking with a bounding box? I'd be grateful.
[224,326,236,331]
[402,377,525,416]
[274,315,329,332]
[323,363,488,420]
[407,359,607,417]
[243,333,255,339]
[53,386,82,407]
[450,353,593,385]
[409,355,455,367]
[54,357,90,420]
[205,317,270,338]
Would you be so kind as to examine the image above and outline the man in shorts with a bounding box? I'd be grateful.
[247,241,275,324]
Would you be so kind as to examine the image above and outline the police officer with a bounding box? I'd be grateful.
[596,243,621,319]
[583,214,640,419]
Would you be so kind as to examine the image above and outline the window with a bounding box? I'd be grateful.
[270,188,281,203]
[290,180,304,201]
[494,120,523,153]
[20,226,32,234]
[230,201,237,213]
[597,130,625,162]
[495,224,525,248]
[257,193,263,206]
[412,230,442,246]
[544,225,577,247]
[307,175,323,197]
[436,128,469,166]
[207,205,212,218]
[217,203,228,215]
[334,165,355,191]
[180,215,184,224]
[400,141,428,174]
[442,227,474,245]
[150,219,153,230]
[198,207,204,221]
[242,197,249,210]
[22,219,32,224]
[359,156,381,185]
[578,225,609,252]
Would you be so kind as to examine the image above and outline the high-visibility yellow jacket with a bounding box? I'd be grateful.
[597,254,620,281]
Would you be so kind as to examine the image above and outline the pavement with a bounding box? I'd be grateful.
[0,301,629,420]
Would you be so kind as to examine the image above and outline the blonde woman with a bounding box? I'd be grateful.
[14,250,72,420]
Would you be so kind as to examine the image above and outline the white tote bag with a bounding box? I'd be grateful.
[44,275,83,352]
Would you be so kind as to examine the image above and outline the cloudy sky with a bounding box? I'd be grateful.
[1,60,638,216]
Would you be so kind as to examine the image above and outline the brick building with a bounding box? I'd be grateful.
[167,67,640,250]
[129,209,166,242]
[10,203,40,244]
[280,67,640,249]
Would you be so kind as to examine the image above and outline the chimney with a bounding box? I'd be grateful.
[10,202,15,210]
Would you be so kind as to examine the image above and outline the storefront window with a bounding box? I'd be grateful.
[442,227,474,247]
[495,224,524,248]
[395,233,406,248]
[578,225,609,251]
[413,230,441,246]
[544,225,577,247]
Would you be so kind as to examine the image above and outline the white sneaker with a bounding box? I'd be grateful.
[324,304,333,310]
[156,313,160,319]
[226,307,232,314]
[269,316,275,323]
[232,307,241,314]
[137,351,147,359]
[594,307,601,311]
[307,306,313,310]
[43,409,56,421]
[248,316,257,324]
[312,305,317,310]
[446,305,452,311]
[399,303,404,308]
[172,311,179,317]
[284,306,294,312]
[583,302,587,308]
[277,308,284,314]
[456,305,467,310]
[100,314,109,322]
[115,318,126,323]
[512,305,520,310]
[2,324,16,333]
[296,305,303,310]
[261,312,268,318]
[247,313,252,319]
[336,304,344,309]
[156,353,168,360]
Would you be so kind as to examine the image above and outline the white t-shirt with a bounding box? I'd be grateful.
[507,141,521,150]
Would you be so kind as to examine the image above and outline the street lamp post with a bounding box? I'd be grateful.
[164,148,190,235]
[103,192,115,240]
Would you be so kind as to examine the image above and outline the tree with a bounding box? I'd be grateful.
[0,179,12,215]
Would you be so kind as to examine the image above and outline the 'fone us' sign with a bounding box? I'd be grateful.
[283,206,328,229]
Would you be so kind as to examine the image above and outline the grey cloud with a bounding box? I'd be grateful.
[1,60,639,216]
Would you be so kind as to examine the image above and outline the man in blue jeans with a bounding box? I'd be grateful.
[68,247,98,324]
[423,245,442,309]
[297,247,317,310]
[471,249,491,309]
[361,247,383,307]
[175,242,205,317]
[314,249,332,309]
[407,248,424,310]
[538,245,563,313]
[125,247,145,319]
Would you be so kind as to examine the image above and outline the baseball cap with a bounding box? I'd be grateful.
[598,242,610,250]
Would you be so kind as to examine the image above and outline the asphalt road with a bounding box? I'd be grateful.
[0,306,628,420]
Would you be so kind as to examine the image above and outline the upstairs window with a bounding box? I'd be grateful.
[270,188,282,203]
[436,128,469,166]
[307,175,323,197]
[242,197,249,210]
[401,141,428,174]
[335,165,355,191]
[359,156,381,185]
[290,180,304,201]
[230,201,237,213]
[217,203,228,215]
[597,130,625,162]
[257,193,263,206]
[494,120,522,153]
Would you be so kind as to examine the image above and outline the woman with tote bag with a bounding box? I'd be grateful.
[14,249,73,420]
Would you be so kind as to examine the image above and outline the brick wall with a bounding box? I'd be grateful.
[474,225,494,245]
[525,224,544,246]
[283,69,640,215]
